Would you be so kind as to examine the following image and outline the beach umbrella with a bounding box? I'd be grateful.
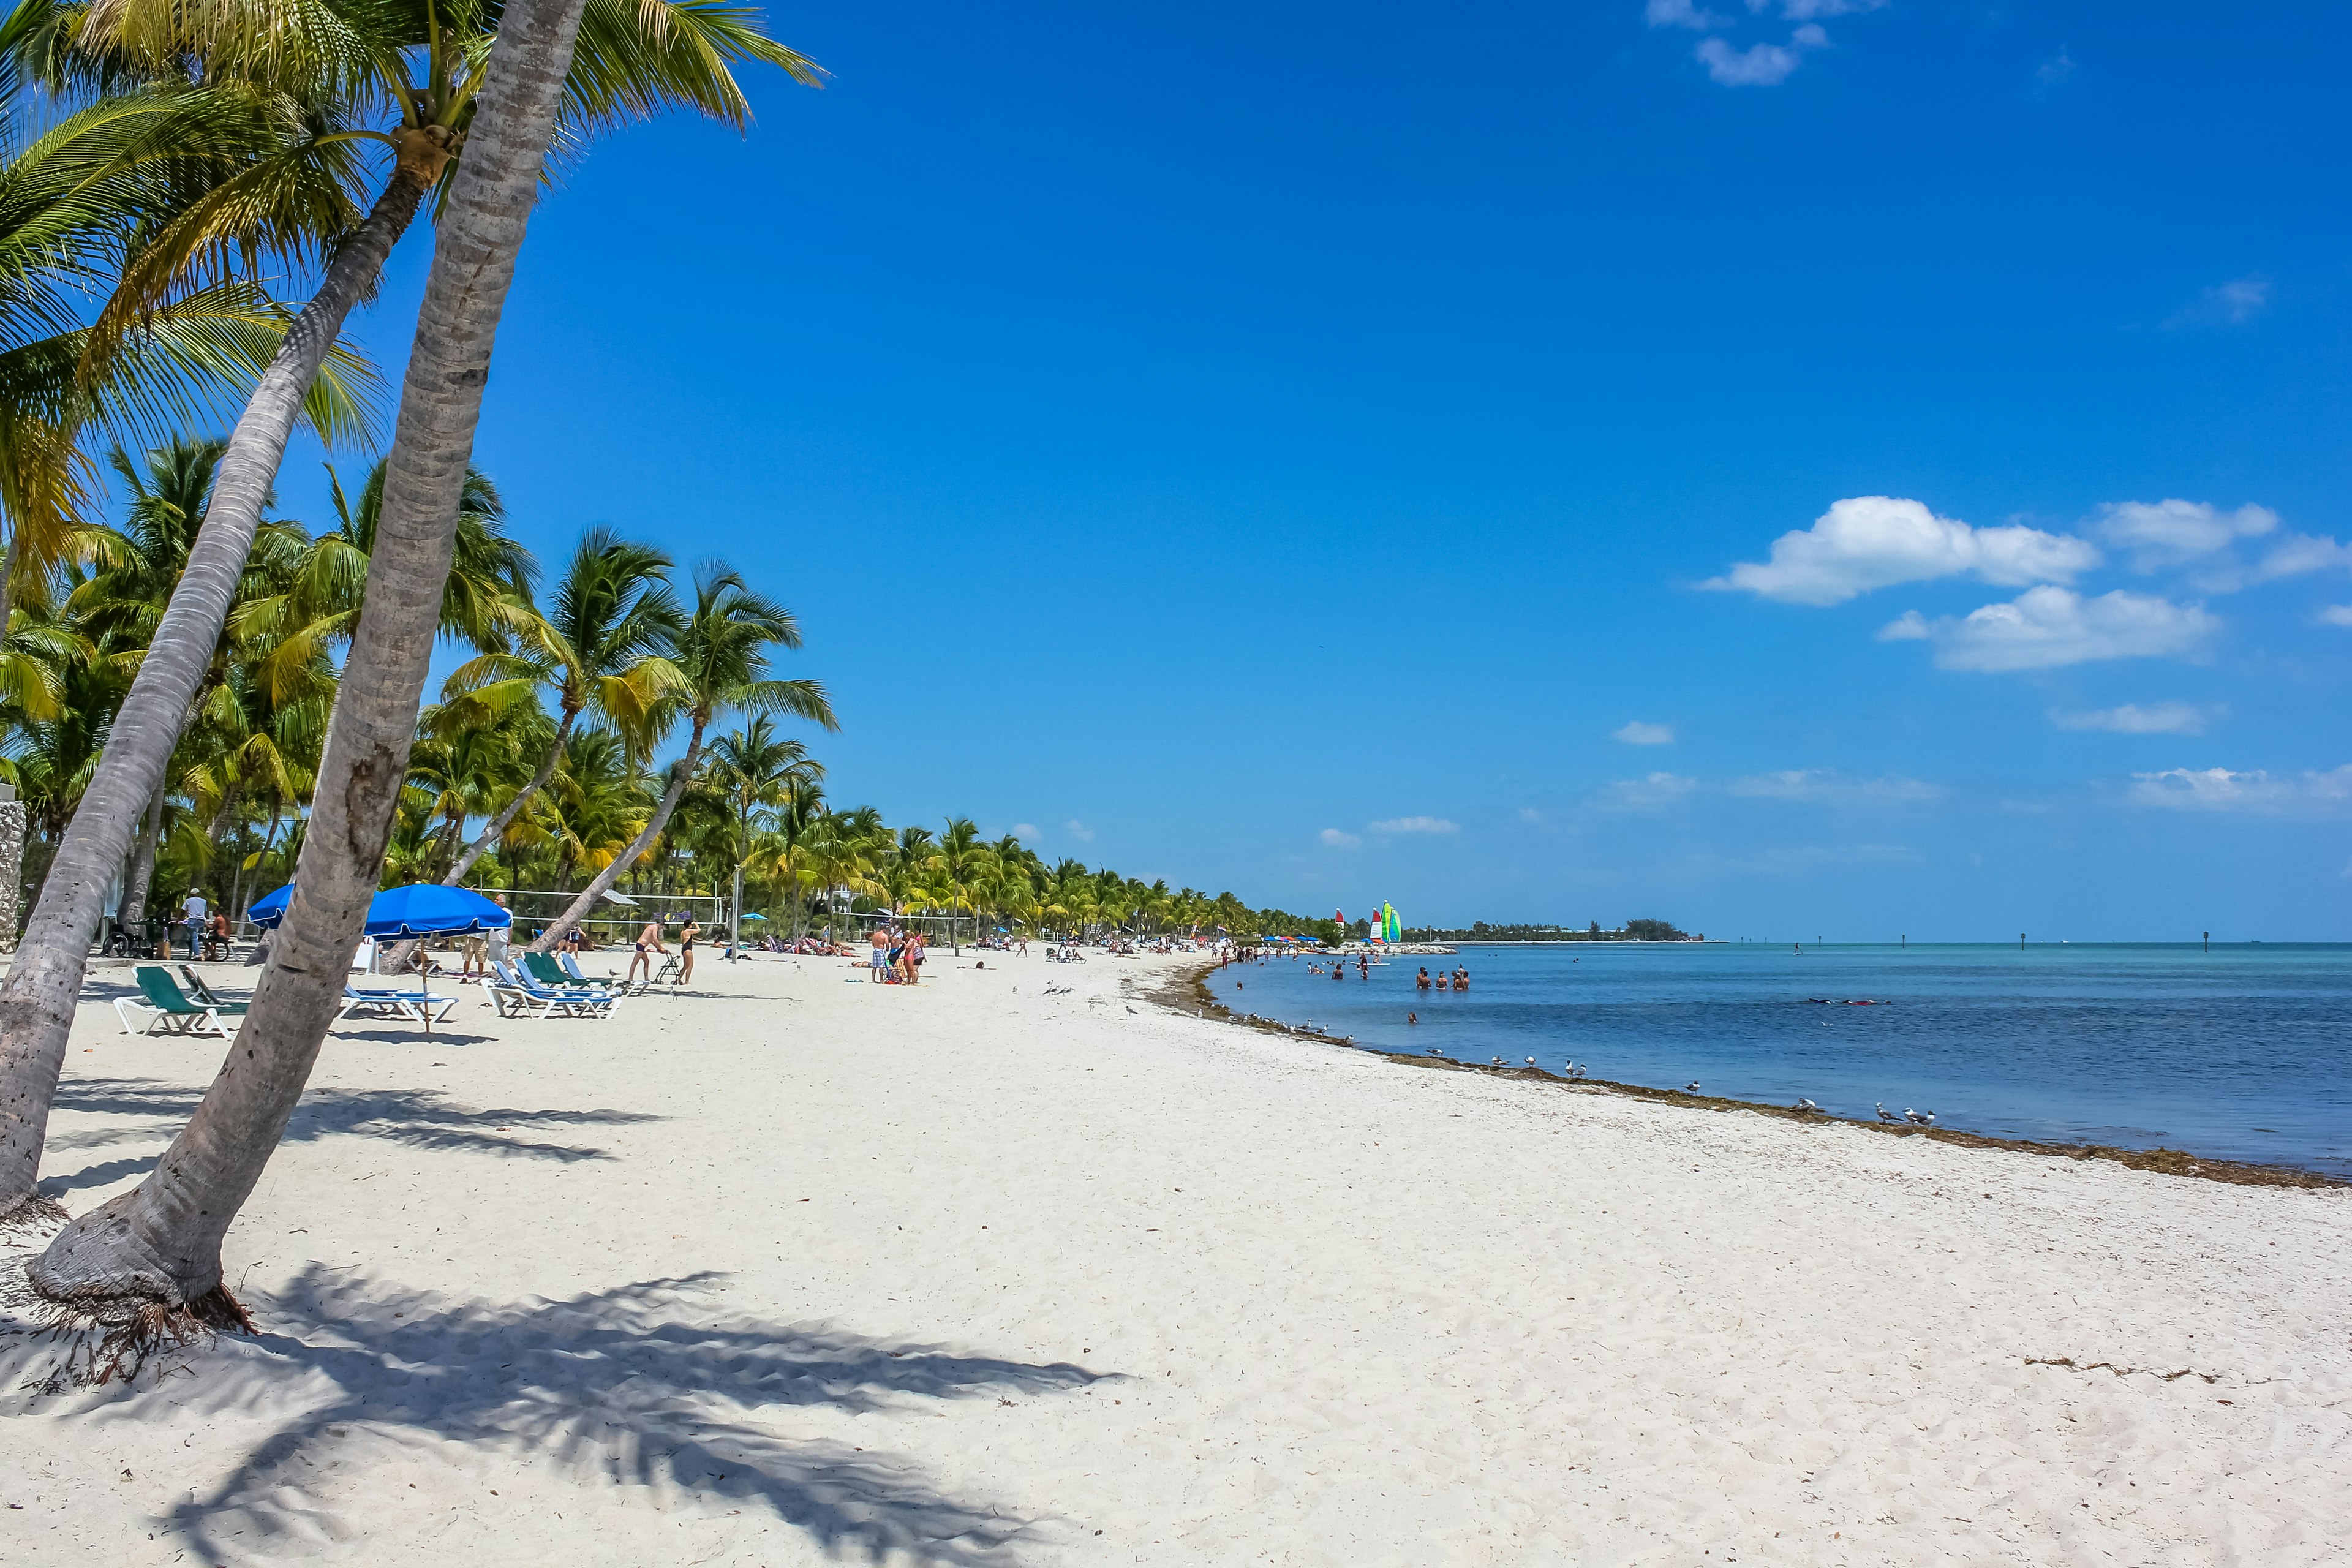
[247,883,513,937]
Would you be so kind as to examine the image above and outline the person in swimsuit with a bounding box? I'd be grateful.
[1415,967,1432,990]
[627,918,665,987]
[678,918,699,985]
[1452,967,1468,992]
[870,925,889,982]
[907,930,925,984]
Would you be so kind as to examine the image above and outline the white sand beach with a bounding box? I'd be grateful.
[4,948,2348,1566]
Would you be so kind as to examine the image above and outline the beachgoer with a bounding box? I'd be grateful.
[1408,1011,1417,1025]
[205,910,230,961]
[628,918,666,986]
[907,930,925,984]
[679,918,699,984]
[1415,967,1431,990]
[870,925,889,982]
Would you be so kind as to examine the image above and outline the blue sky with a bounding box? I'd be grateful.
[257,1,2352,940]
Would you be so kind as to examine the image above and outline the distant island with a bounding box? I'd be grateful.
[1400,919,1698,943]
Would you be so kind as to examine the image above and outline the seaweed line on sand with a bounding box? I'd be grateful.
[1145,959,2347,1193]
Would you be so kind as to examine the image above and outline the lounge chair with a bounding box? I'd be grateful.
[556,952,627,990]
[338,983,460,1026]
[487,960,620,1020]
[532,951,621,991]
[115,965,246,1038]
[178,965,247,1009]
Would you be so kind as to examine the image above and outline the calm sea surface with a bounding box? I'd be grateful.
[1218,943,2352,1177]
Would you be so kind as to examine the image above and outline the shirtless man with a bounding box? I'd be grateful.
[627,917,666,987]
[870,924,889,982]
[1415,967,1432,990]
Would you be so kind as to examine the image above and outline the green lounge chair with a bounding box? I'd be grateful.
[525,949,620,991]
[116,965,246,1038]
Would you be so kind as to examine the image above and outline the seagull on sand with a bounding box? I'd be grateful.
[1684,1081,1702,1094]
[1525,1056,1538,1068]
[1875,1102,1901,1123]
[1569,1062,1588,1079]
[1793,1098,1821,1113]
[1904,1107,1937,1126]
[1490,1055,1506,1067]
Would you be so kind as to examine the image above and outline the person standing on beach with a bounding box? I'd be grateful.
[678,918,700,986]
[628,917,666,987]
[870,924,889,982]
[907,930,925,984]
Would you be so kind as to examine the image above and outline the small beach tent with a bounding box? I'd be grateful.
[247,883,513,937]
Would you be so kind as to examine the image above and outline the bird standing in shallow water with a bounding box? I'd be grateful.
[1793,1098,1821,1113]
[1905,1107,1937,1126]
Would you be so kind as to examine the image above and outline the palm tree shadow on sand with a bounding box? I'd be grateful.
[130,1268,1107,1562]
[39,1080,662,1197]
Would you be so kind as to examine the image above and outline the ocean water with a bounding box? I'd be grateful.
[1215,943,2352,1177]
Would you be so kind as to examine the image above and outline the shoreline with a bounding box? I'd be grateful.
[1156,957,2348,1192]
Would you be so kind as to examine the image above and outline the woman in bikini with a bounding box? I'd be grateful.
[678,918,700,985]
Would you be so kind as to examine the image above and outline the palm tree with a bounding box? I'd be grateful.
[935,816,986,953]
[702,715,820,944]
[438,526,681,885]
[0,0,817,1232]
[26,0,614,1324]
[530,564,834,953]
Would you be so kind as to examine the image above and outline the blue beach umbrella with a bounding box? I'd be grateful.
[247,883,514,937]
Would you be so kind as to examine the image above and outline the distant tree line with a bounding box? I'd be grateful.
[1400,918,1697,943]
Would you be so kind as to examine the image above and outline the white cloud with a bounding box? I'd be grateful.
[1370,815,1458,835]
[1645,0,1727,28]
[1779,0,1883,15]
[2170,275,2271,328]
[1612,720,1675,745]
[1517,807,1545,823]
[1695,36,1804,85]
[2050,702,2221,736]
[1728,769,1943,804]
[1064,818,1095,842]
[2035,48,2076,87]
[1706,496,2100,605]
[2321,604,2352,627]
[2094,499,2277,570]
[1011,823,1040,839]
[2093,499,2352,592]
[1319,827,1361,848]
[1879,586,2219,672]
[2127,765,2352,816]
[1597,772,1700,810]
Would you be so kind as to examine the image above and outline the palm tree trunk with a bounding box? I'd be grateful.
[113,768,171,942]
[530,723,704,953]
[0,167,439,1228]
[26,0,590,1314]
[443,707,574,884]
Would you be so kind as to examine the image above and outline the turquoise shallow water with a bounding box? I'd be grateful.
[1216,943,2352,1177]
